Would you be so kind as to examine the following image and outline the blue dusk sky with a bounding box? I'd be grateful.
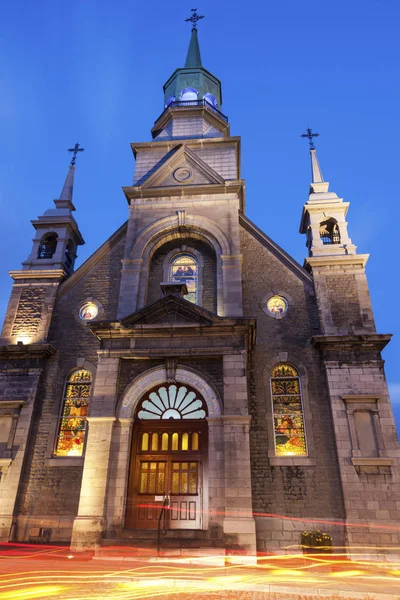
[1,0,399,432]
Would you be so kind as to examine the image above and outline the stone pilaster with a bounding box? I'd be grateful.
[105,418,134,536]
[222,415,256,562]
[313,335,400,559]
[70,417,116,550]
[0,368,42,540]
[222,353,256,561]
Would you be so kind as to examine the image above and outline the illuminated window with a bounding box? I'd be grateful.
[271,364,307,456]
[54,369,92,457]
[137,384,207,420]
[169,254,198,304]
[267,295,288,315]
[79,302,99,321]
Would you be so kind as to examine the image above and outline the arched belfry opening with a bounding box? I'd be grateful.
[125,382,208,530]
[319,218,340,245]
[37,232,58,259]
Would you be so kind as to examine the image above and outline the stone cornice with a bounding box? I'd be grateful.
[89,319,256,350]
[312,334,392,353]
[0,343,56,359]
[123,181,245,210]
[131,136,241,154]
[9,269,67,281]
[151,105,230,138]
[305,254,369,270]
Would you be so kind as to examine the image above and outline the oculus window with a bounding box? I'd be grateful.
[79,302,99,321]
[267,295,288,315]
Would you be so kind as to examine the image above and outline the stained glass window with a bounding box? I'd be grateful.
[169,254,198,304]
[54,369,92,457]
[267,295,288,315]
[271,364,307,456]
[79,302,98,321]
[137,384,207,420]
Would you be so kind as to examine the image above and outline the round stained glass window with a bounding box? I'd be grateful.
[79,302,99,321]
[267,295,288,315]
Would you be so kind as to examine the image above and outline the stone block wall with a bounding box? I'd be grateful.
[240,225,346,551]
[13,234,126,541]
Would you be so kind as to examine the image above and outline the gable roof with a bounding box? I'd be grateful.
[239,213,313,286]
[139,144,225,189]
[121,294,221,326]
[57,221,127,298]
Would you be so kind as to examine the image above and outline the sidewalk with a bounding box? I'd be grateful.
[0,543,399,600]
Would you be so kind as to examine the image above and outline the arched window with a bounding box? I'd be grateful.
[38,233,58,259]
[169,254,198,303]
[319,218,340,245]
[64,240,75,269]
[180,87,198,102]
[203,92,219,109]
[137,384,207,420]
[54,369,92,457]
[270,364,307,456]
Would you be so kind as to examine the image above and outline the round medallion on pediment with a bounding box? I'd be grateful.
[173,167,193,183]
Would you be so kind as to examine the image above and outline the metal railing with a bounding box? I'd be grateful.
[156,99,228,124]
[320,233,340,245]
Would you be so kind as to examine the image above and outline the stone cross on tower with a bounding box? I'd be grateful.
[301,128,319,150]
[185,8,205,30]
[68,143,85,166]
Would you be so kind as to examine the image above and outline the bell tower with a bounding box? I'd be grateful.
[301,133,399,555]
[1,150,84,344]
[300,133,374,335]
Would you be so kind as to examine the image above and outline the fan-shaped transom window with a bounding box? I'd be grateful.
[270,364,307,457]
[169,254,198,304]
[54,369,92,457]
[137,384,207,420]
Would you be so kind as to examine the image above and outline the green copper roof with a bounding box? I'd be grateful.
[185,28,202,68]
[162,26,223,108]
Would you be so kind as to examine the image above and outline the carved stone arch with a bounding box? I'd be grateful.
[118,365,222,420]
[133,215,228,312]
[142,233,216,309]
[130,213,231,260]
[262,353,315,465]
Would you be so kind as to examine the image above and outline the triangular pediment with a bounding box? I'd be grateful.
[121,294,221,327]
[141,145,225,189]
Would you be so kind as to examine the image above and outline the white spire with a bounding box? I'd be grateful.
[59,166,75,202]
[309,149,330,195]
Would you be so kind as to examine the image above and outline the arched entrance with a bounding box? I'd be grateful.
[125,382,208,530]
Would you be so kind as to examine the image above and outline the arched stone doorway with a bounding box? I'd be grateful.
[116,366,222,535]
[125,382,209,530]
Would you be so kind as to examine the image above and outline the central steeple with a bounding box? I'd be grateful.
[161,13,223,112]
[185,27,202,68]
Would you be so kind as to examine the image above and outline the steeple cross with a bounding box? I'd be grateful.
[301,128,320,150]
[68,143,85,167]
[185,8,205,30]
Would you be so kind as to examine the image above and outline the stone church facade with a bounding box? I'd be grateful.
[0,26,399,560]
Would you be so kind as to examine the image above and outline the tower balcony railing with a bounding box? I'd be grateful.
[156,99,228,124]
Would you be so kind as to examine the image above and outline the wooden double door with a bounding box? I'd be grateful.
[125,421,207,530]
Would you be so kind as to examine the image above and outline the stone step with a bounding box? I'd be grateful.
[101,537,220,549]
[94,544,226,564]
[116,528,210,541]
